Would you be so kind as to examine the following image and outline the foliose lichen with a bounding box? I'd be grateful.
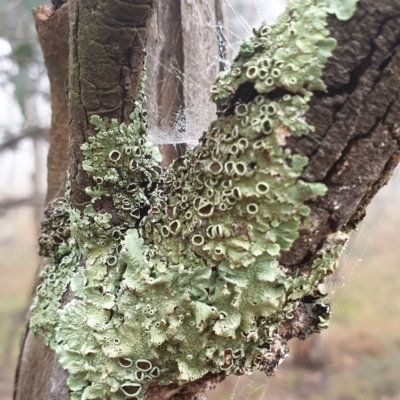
[31,198,77,348]
[30,0,357,399]
[38,198,72,262]
[326,0,360,20]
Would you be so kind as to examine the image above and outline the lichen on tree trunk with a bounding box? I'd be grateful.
[68,0,157,211]
[14,1,400,400]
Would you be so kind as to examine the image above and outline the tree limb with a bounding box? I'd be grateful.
[0,127,48,152]
[145,0,400,397]
[34,4,70,202]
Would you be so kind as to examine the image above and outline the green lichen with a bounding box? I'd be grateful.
[80,74,162,224]
[31,199,77,348]
[30,0,358,399]
[327,0,360,20]
[211,0,340,102]
[38,198,72,261]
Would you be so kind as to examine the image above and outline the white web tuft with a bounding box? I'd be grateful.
[147,90,214,147]
[145,0,287,148]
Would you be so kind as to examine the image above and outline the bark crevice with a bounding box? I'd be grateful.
[278,0,400,271]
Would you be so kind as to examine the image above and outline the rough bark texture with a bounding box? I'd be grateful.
[282,1,400,267]
[34,5,69,202]
[68,0,157,210]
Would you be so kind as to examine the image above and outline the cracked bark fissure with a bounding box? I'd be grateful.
[68,0,157,211]
[282,0,400,267]
[14,0,400,400]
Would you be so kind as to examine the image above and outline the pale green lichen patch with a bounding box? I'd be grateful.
[211,0,339,102]
[30,0,357,399]
[80,65,162,226]
[30,199,77,348]
[327,0,360,21]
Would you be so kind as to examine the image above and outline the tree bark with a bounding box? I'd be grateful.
[14,5,71,400]
[14,1,400,400]
[68,0,157,211]
[283,2,400,267]
[34,4,70,203]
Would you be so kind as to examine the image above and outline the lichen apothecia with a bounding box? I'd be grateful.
[30,1,358,399]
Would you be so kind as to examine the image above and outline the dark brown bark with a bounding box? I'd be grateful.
[282,1,400,267]
[68,0,157,210]
[34,5,70,202]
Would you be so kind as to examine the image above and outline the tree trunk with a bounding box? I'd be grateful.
[14,1,400,400]
[14,1,224,399]
[14,5,71,400]
[34,4,70,203]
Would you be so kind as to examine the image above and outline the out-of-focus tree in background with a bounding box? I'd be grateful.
[0,1,400,399]
[0,0,49,396]
[0,0,49,227]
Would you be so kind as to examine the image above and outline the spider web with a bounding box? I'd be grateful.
[144,0,287,147]
[327,165,400,303]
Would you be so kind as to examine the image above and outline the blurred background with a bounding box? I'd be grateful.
[0,1,399,399]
